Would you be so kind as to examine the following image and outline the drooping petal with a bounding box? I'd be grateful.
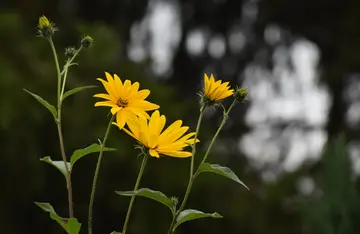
[158,150,192,158]
[149,149,160,158]
[116,110,127,129]
[110,106,122,115]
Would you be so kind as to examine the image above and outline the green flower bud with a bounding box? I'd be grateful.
[37,16,57,38]
[234,87,248,102]
[65,47,76,58]
[81,35,94,48]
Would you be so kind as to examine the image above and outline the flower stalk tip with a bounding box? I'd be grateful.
[234,87,248,103]
[37,15,57,38]
[81,35,94,48]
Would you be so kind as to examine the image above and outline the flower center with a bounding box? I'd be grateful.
[117,98,129,107]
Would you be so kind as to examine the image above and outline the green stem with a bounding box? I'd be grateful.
[121,153,149,234]
[199,100,237,166]
[60,46,83,101]
[167,106,205,234]
[88,115,115,234]
[49,37,74,218]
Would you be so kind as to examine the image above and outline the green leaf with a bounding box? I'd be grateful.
[40,156,70,181]
[34,202,82,233]
[110,232,121,234]
[197,163,249,190]
[173,209,222,231]
[116,188,175,213]
[67,218,82,234]
[70,143,116,168]
[62,85,97,100]
[24,89,57,118]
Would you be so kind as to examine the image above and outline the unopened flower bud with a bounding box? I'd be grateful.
[81,35,94,48]
[65,47,76,58]
[234,87,248,102]
[37,16,57,38]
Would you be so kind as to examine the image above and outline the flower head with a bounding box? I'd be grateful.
[203,73,234,105]
[234,87,248,103]
[118,110,199,158]
[37,16,57,38]
[94,72,159,129]
[81,35,94,48]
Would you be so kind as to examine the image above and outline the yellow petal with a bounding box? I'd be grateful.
[149,149,160,158]
[97,78,118,99]
[130,100,160,111]
[130,89,150,100]
[111,106,122,115]
[158,150,192,158]
[93,93,115,101]
[94,101,117,108]
[138,131,148,147]
[116,110,127,129]
[158,120,182,142]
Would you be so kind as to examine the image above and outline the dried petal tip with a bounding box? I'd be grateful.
[65,47,76,58]
[234,87,248,102]
[81,35,94,48]
[37,16,57,38]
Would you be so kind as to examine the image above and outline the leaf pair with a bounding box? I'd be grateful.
[35,202,81,234]
[41,143,116,182]
[24,86,96,119]
[116,163,248,232]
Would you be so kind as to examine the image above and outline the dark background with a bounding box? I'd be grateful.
[1,0,360,233]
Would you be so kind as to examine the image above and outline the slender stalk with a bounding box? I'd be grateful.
[121,153,149,234]
[198,100,237,166]
[88,115,115,234]
[168,100,238,233]
[167,106,205,234]
[49,37,74,218]
[60,46,83,100]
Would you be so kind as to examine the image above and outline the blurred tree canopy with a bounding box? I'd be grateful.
[1,0,360,234]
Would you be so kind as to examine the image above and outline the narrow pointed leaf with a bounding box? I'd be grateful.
[40,156,70,181]
[24,89,57,118]
[173,209,222,231]
[70,143,116,167]
[35,202,82,234]
[62,85,97,100]
[116,188,174,213]
[197,163,249,190]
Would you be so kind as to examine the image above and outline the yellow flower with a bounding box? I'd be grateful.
[94,72,160,129]
[203,73,234,103]
[117,110,199,158]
